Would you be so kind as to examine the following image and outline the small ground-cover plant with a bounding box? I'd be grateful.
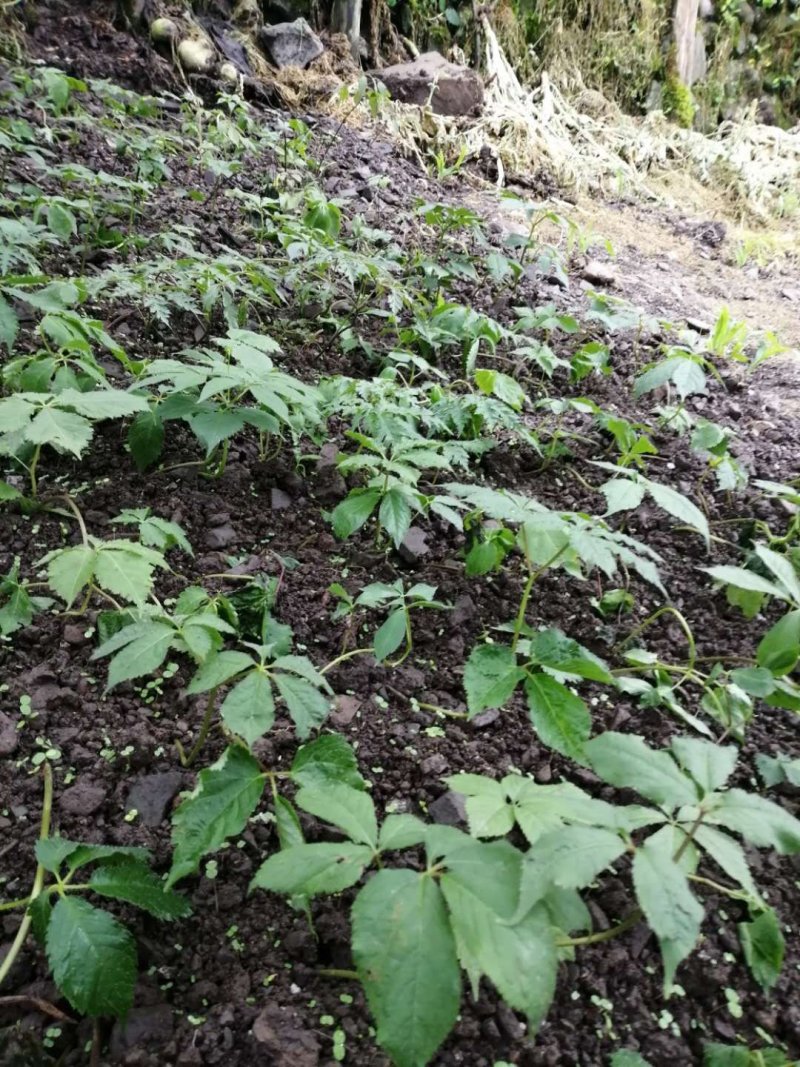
[329,578,448,664]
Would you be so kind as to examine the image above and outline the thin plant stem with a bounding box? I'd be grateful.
[557,909,642,947]
[0,762,53,988]
[320,648,374,675]
[317,968,359,981]
[619,605,697,678]
[178,687,218,767]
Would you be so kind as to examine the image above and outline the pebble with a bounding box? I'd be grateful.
[126,771,184,826]
[205,523,237,549]
[0,711,18,756]
[582,260,617,287]
[428,790,467,826]
[59,779,107,816]
[398,527,429,565]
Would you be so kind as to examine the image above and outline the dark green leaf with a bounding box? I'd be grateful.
[273,671,331,739]
[586,733,698,808]
[127,409,164,471]
[290,734,366,791]
[373,608,407,663]
[295,783,377,847]
[89,859,191,920]
[46,897,136,1017]
[167,746,264,887]
[463,643,524,718]
[331,489,381,540]
[220,669,275,746]
[738,908,784,991]
[525,673,590,761]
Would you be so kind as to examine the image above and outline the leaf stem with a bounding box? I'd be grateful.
[0,762,53,989]
[618,605,697,678]
[177,687,218,767]
[317,968,359,981]
[320,648,374,675]
[61,495,90,547]
[557,908,642,947]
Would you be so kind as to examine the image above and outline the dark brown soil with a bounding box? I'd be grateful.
[1,4,799,1066]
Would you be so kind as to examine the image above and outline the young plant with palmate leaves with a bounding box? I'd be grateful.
[129,328,320,474]
[330,431,487,548]
[248,733,800,1067]
[0,768,189,1020]
[329,579,448,664]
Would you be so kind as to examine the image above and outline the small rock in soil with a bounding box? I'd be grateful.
[428,790,467,826]
[582,260,617,287]
[110,1004,174,1056]
[259,19,324,69]
[0,712,18,756]
[314,466,347,505]
[470,707,499,729]
[398,527,429,565]
[331,695,361,726]
[251,1004,320,1065]
[59,779,107,816]
[450,594,477,628]
[205,523,237,549]
[126,771,183,827]
[420,753,448,776]
[63,623,88,646]
[270,487,292,510]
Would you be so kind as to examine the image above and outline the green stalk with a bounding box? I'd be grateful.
[618,605,697,678]
[177,687,218,767]
[0,762,53,988]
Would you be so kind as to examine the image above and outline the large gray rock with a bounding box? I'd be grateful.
[377,52,483,117]
[259,19,323,69]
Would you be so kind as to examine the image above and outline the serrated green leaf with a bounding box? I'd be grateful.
[57,389,148,420]
[290,734,366,790]
[693,825,758,898]
[601,478,646,515]
[105,621,175,690]
[35,836,83,874]
[274,795,304,850]
[332,489,381,540]
[378,814,428,851]
[251,842,372,896]
[273,671,331,739]
[25,407,92,455]
[755,544,800,605]
[46,897,137,1017]
[525,673,590,762]
[442,876,556,1032]
[187,650,253,694]
[738,908,784,991]
[47,201,77,239]
[729,667,776,698]
[669,738,737,796]
[373,608,407,663]
[0,292,19,352]
[756,610,800,676]
[46,545,97,606]
[271,654,330,690]
[530,628,612,683]
[586,733,698,808]
[128,409,164,471]
[89,859,191,920]
[463,643,524,717]
[632,832,703,990]
[706,789,800,854]
[65,843,151,874]
[528,826,627,890]
[704,565,787,599]
[379,488,412,547]
[94,545,161,605]
[167,746,265,887]
[352,869,461,1067]
[646,478,709,545]
[220,669,275,746]
[296,783,377,847]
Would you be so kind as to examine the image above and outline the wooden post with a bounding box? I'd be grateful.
[331,0,362,58]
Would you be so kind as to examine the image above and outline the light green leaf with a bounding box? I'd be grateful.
[373,608,407,663]
[251,842,373,896]
[57,388,148,420]
[296,783,377,847]
[442,877,556,1033]
[291,734,366,791]
[525,673,590,762]
[755,544,800,605]
[704,565,787,600]
[693,825,758,898]
[352,869,461,1067]
[463,643,524,717]
[106,621,175,690]
[47,201,77,239]
[706,789,800,854]
[274,795,304,850]
[26,406,92,456]
[527,826,626,890]
[586,733,698,808]
[220,670,275,746]
[729,667,776,698]
[646,479,709,545]
[632,833,703,990]
[167,746,265,887]
[332,489,381,540]
[46,545,97,606]
[187,650,253,694]
[89,859,191,920]
[378,814,428,851]
[601,478,646,516]
[0,292,19,352]
[273,671,331,739]
[611,1053,654,1067]
[738,908,784,990]
[669,738,737,796]
[379,488,412,547]
[94,545,160,605]
[46,897,136,1017]
[530,628,613,683]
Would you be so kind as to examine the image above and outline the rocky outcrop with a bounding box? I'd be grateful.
[376,51,483,117]
[259,18,324,69]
